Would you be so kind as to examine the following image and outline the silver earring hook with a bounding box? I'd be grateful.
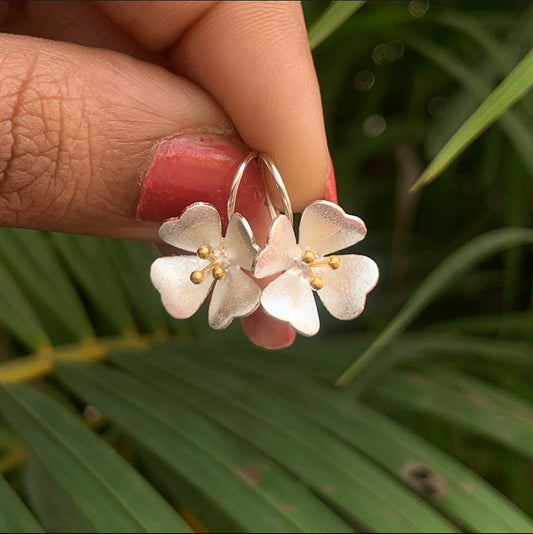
[227,152,293,225]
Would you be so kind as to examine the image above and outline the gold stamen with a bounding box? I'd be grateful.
[190,271,204,284]
[328,255,341,269]
[308,255,341,270]
[190,260,225,284]
[301,250,317,264]
[212,266,226,280]
[310,276,324,290]
[197,245,211,259]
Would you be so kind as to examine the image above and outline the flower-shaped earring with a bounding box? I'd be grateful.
[150,153,270,329]
[252,166,379,336]
[150,151,378,337]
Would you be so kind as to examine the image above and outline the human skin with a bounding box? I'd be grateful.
[0,1,334,348]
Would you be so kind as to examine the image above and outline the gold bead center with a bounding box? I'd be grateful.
[301,250,341,290]
[190,245,226,284]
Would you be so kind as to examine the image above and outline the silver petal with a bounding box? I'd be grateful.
[261,270,320,336]
[298,200,367,256]
[253,215,299,278]
[224,214,259,271]
[318,254,379,320]
[158,203,222,252]
[208,267,261,329]
[150,255,213,318]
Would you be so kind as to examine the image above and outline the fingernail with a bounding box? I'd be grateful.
[137,134,265,228]
[322,157,338,204]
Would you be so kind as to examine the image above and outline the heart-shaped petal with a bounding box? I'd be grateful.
[318,254,379,320]
[224,214,259,271]
[158,203,222,252]
[209,267,261,329]
[261,270,320,336]
[150,255,213,318]
[253,215,299,278]
[298,201,367,256]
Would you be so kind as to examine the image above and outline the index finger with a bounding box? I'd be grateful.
[96,0,331,212]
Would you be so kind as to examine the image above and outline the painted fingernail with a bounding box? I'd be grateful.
[137,134,265,228]
[322,157,338,204]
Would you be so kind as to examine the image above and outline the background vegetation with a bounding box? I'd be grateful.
[1,1,533,532]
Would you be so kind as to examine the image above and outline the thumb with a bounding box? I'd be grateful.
[0,33,240,240]
[95,1,332,212]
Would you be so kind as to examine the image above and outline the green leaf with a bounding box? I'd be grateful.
[411,43,533,190]
[0,229,94,341]
[367,369,533,461]
[290,389,533,533]
[56,360,354,533]
[407,33,533,178]
[428,312,533,338]
[424,8,533,159]
[109,346,458,533]
[336,228,533,387]
[201,346,533,533]
[432,8,533,121]
[0,382,190,533]
[0,471,43,533]
[431,10,532,95]
[308,1,366,50]
[102,240,168,333]
[0,259,50,351]
[50,234,136,333]
[23,458,95,533]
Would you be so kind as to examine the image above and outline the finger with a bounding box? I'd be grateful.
[2,0,165,64]
[95,1,331,212]
[0,33,238,239]
[241,307,296,350]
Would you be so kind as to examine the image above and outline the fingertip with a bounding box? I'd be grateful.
[170,1,331,213]
[241,308,296,350]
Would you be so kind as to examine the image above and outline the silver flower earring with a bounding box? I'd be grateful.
[150,152,379,336]
[252,157,379,337]
[149,154,267,330]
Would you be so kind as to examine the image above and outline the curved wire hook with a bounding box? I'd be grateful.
[227,152,293,225]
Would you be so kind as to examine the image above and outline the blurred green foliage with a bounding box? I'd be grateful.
[0,2,532,532]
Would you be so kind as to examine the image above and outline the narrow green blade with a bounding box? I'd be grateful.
[202,349,533,532]
[56,361,354,533]
[0,472,43,533]
[102,239,168,333]
[367,369,533,460]
[0,260,50,351]
[336,228,533,387]
[50,234,136,333]
[308,1,366,50]
[428,312,533,338]
[23,458,95,533]
[0,229,93,340]
[0,383,190,533]
[110,347,457,533]
[411,43,533,190]
[292,389,533,532]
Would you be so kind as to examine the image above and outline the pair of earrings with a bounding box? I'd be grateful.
[150,153,379,337]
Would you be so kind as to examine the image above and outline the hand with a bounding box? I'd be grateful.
[0,1,334,348]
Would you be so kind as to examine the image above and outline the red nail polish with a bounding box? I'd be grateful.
[323,157,338,204]
[137,135,265,229]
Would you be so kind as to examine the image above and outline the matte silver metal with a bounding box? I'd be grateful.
[254,200,379,335]
[152,203,261,329]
